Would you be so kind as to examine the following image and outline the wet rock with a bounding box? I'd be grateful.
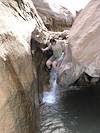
[90,77,99,84]
[0,0,47,132]
[73,73,91,87]
[31,26,49,45]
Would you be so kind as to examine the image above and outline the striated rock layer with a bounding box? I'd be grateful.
[0,0,47,132]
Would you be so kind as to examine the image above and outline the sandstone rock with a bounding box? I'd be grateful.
[49,30,69,40]
[33,0,74,31]
[58,44,84,88]
[69,0,100,78]
[31,26,49,45]
[0,0,47,132]
[58,0,100,87]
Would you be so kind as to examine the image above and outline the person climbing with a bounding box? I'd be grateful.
[41,38,67,70]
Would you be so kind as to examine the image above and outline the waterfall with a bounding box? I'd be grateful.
[43,69,58,104]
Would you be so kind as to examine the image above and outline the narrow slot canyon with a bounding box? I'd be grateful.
[0,0,100,133]
[32,33,100,133]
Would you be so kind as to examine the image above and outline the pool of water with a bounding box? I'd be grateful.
[40,74,100,133]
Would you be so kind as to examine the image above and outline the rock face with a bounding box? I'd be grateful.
[58,43,84,88]
[0,0,47,132]
[57,0,100,88]
[33,0,74,31]
[69,0,100,78]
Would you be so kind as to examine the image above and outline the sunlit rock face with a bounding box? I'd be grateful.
[33,0,74,31]
[69,0,100,78]
[0,0,47,132]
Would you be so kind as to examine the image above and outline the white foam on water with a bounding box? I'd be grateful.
[43,73,57,104]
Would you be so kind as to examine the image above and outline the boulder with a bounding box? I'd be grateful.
[33,0,74,31]
[69,0,100,78]
[58,43,84,88]
[58,0,100,88]
[49,30,69,40]
[0,0,47,132]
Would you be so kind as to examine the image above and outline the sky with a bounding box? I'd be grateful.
[46,0,91,15]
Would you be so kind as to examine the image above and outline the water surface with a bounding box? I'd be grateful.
[40,75,100,133]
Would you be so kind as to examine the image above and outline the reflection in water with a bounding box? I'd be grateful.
[40,72,100,133]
